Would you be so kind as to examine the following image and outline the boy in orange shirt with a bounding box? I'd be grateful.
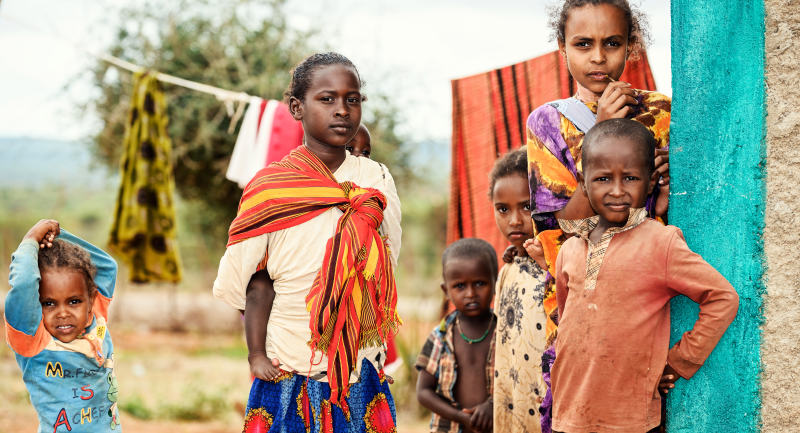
[542,119,738,432]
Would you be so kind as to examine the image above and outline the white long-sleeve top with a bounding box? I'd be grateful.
[213,152,402,381]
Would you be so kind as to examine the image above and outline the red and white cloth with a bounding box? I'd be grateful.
[226,98,304,188]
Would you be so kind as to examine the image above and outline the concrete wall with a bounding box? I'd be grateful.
[762,1,800,431]
[668,1,765,431]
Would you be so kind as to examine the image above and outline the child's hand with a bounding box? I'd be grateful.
[653,148,670,186]
[523,237,547,270]
[24,219,60,248]
[596,81,638,123]
[502,245,518,264]
[653,148,670,220]
[658,362,680,395]
[248,353,282,382]
[463,399,493,432]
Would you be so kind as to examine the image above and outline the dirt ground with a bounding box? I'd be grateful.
[0,327,433,433]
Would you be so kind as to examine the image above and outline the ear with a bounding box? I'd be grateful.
[440,282,449,299]
[647,172,657,195]
[577,171,588,197]
[558,40,567,60]
[288,96,303,121]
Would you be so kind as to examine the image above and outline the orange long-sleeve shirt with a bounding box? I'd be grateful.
[552,217,739,433]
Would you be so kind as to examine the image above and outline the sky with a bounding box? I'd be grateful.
[0,0,671,143]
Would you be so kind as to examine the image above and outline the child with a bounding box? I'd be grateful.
[346,124,372,158]
[416,238,497,433]
[526,2,671,428]
[489,148,548,433]
[547,119,738,432]
[213,52,402,432]
[5,219,121,432]
[529,0,671,332]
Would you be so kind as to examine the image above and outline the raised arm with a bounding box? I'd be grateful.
[665,229,739,379]
[5,219,59,356]
[58,229,118,299]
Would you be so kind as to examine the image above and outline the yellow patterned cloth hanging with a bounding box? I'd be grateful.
[109,71,182,283]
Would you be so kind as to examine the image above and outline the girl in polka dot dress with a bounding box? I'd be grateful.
[490,148,549,433]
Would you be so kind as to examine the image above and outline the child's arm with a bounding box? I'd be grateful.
[244,269,281,381]
[416,370,472,428]
[4,219,59,357]
[664,229,739,380]
[653,148,670,222]
[555,243,570,320]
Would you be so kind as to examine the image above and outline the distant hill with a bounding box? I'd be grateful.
[0,137,118,189]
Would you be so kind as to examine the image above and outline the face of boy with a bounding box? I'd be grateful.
[346,127,371,158]
[559,3,629,99]
[581,136,654,227]
[39,270,95,343]
[290,64,362,151]
[492,174,533,252]
[441,257,494,318]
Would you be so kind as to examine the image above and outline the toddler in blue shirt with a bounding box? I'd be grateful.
[5,219,121,432]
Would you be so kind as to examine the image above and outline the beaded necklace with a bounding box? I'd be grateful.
[456,314,495,344]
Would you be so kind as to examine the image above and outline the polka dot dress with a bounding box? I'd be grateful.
[493,256,548,432]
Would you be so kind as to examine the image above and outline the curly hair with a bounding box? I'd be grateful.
[285,52,362,102]
[38,239,98,297]
[549,0,651,59]
[488,147,528,199]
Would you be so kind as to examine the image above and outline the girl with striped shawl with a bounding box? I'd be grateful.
[213,53,401,433]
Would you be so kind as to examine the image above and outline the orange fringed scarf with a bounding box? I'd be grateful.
[227,145,400,405]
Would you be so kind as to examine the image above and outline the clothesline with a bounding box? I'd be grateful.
[1,12,255,121]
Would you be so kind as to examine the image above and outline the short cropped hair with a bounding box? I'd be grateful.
[582,118,656,175]
[441,238,498,281]
[285,52,361,102]
[38,239,98,297]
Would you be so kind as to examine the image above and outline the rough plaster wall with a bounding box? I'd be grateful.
[762,1,800,431]
[668,1,764,432]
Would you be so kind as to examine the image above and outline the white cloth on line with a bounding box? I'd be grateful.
[225,98,280,188]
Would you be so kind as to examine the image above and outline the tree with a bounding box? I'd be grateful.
[84,0,416,246]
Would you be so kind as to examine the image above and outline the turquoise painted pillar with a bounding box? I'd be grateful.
[669,1,764,432]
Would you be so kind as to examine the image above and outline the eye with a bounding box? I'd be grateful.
[574,40,591,48]
[68,298,82,305]
[474,281,486,287]
[496,205,508,213]
[41,300,54,307]
[624,175,641,182]
[605,40,622,47]
[593,176,609,182]
[346,97,361,104]
[454,283,466,289]
[345,146,354,152]
[320,96,334,103]
[523,203,531,211]
[362,151,370,157]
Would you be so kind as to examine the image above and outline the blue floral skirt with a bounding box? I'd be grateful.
[243,358,396,433]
